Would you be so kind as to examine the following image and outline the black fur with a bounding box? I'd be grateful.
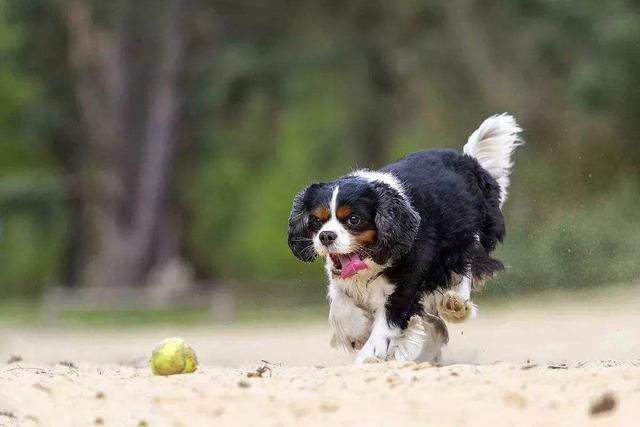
[287,182,324,261]
[288,149,507,331]
[370,181,420,265]
[379,150,505,329]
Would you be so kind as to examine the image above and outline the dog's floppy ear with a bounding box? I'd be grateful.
[371,182,420,265]
[287,183,322,262]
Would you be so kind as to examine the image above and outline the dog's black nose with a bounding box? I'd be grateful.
[319,231,337,246]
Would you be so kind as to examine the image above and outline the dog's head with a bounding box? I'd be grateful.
[287,173,420,278]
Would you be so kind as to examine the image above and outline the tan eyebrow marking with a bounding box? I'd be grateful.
[354,230,377,245]
[336,205,353,220]
[312,207,330,221]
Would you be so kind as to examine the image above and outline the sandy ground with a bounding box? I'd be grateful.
[1,287,639,426]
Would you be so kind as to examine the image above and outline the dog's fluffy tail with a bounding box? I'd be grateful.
[463,113,523,207]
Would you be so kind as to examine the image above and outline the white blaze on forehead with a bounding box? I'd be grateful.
[313,185,354,255]
[330,185,340,217]
[351,169,407,198]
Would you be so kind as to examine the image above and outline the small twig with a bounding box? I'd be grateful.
[4,366,53,375]
[247,365,272,378]
[58,360,79,374]
[547,363,568,370]
[260,359,282,367]
[59,360,78,369]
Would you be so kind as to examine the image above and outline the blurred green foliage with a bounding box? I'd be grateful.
[1,0,639,299]
[0,2,69,296]
[490,181,640,297]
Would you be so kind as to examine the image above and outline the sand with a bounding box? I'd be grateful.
[1,287,639,426]
[0,360,638,427]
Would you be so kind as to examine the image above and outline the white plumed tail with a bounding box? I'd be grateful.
[463,113,523,207]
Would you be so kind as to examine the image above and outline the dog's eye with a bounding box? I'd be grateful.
[310,216,323,229]
[347,214,361,225]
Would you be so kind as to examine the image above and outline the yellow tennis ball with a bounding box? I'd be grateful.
[149,337,198,376]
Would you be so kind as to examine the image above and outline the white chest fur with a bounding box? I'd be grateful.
[326,258,394,353]
[325,257,430,362]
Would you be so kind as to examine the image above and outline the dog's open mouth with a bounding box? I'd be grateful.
[329,253,368,279]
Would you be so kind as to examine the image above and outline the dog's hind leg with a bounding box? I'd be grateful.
[415,295,449,364]
[388,315,427,362]
[437,271,478,323]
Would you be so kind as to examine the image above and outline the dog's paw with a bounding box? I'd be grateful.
[354,334,390,364]
[354,315,413,363]
[438,291,477,323]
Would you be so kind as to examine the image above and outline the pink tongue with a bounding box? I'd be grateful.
[339,253,368,279]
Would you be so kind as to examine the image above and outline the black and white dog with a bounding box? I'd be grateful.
[288,114,523,363]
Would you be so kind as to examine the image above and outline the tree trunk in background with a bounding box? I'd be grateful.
[353,43,397,169]
[62,0,193,288]
[349,2,400,169]
[443,0,560,133]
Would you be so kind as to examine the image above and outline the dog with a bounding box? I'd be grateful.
[287,114,523,363]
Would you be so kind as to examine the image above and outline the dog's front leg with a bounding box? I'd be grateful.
[355,311,427,363]
[328,287,372,352]
[355,285,428,363]
[354,307,401,363]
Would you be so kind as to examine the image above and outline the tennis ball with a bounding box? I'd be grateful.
[149,337,198,376]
